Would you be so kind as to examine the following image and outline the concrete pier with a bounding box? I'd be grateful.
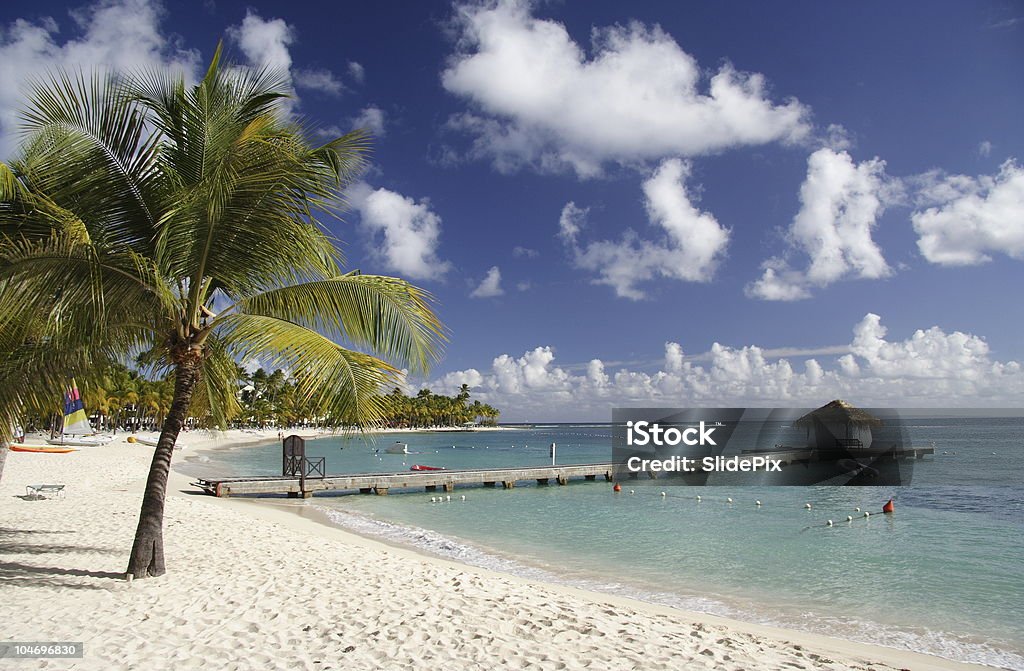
[193,463,616,498]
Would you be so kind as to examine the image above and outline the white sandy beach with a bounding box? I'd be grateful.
[0,432,988,670]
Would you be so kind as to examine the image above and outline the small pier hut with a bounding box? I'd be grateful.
[795,400,882,450]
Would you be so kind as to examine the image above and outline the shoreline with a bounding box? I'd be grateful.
[170,467,990,671]
[148,431,1021,668]
[0,434,998,670]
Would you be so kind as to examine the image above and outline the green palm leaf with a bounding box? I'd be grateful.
[229,272,446,374]
[219,313,399,427]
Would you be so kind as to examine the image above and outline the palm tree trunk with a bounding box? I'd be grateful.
[126,355,201,579]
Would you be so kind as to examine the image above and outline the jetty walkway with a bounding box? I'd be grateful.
[193,462,616,498]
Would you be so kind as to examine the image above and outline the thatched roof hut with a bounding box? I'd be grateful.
[796,400,881,449]
[795,400,882,428]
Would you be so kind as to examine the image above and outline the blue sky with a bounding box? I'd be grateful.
[2,0,1023,419]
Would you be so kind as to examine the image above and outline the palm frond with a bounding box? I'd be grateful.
[230,272,445,374]
[0,234,173,349]
[218,313,398,427]
[187,333,242,428]
[14,71,163,253]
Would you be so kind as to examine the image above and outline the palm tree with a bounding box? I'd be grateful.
[0,47,445,578]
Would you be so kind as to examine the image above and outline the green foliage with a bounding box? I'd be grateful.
[382,384,500,429]
[0,47,445,441]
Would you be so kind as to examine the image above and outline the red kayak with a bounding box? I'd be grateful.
[11,445,79,453]
[410,464,446,471]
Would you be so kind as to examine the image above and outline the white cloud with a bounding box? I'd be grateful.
[441,0,810,177]
[293,67,344,96]
[229,10,293,73]
[978,140,993,158]
[515,281,532,291]
[347,181,452,281]
[911,160,1024,266]
[0,0,200,158]
[348,61,365,83]
[229,11,350,114]
[352,105,386,137]
[470,266,504,298]
[560,159,730,299]
[747,148,896,301]
[427,313,1024,420]
[512,245,539,259]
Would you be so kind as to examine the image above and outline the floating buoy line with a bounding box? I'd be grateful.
[426,482,898,534]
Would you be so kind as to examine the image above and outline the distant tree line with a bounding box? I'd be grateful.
[18,363,499,433]
[383,384,500,428]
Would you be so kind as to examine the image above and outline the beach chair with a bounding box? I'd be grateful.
[25,484,66,499]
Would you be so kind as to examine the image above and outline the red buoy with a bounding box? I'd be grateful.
[613,483,622,493]
[882,498,894,514]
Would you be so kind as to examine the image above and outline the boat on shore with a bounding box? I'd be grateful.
[11,445,79,454]
[128,436,187,450]
[45,435,112,447]
[410,464,445,471]
[45,380,113,447]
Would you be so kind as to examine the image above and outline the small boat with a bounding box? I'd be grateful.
[385,441,409,454]
[45,379,113,447]
[11,445,79,454]
[46,435,112,447]
[410,464,445,471]
[128,436,187,450]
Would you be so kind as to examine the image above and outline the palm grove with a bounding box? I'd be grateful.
[0,48,450,578]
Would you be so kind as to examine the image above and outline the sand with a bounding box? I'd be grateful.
[0,432,987,670]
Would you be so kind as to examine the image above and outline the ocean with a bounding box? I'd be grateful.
[181,419,1024,669]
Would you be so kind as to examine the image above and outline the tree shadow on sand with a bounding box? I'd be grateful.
[0,528,125,589]
[0,561,125,589]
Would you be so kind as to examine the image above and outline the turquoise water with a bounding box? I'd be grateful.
[181,420,1024,669]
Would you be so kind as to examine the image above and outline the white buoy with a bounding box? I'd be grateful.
[864,511,871,517]
[847,515,853,522]
[755,500,761,506]
[805,503,812,509]
[854,507,860,512]
[630,490,635,495]
[661,492,667,497]
[446,495,451,502]
[726,497,733,503]
[696,495,702,501]
[430,497,436,503]
[827,520,833,527]
[460,495,466,501]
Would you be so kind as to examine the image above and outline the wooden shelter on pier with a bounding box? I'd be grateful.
[795,399,882,450]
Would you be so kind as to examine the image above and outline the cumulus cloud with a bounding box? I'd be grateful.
[293,67,344,95]
[347,182,452,281]
[347,61,365,83]
[747,148,896,301]
[441,0,810,177]
[470,266,504,298]
[0,0,200,158]
[229,10,293,73]
[560,159,730,299]
[229,11,348,113]
[352,105,386,137]
[911,160,1024,266]
[427,313,1024,420]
